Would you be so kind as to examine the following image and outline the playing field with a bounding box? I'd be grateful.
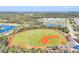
[10,29,68,48]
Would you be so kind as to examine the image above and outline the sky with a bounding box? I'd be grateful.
[0,6,79,12]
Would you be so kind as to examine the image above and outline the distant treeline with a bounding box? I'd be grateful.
[0,12,79,18]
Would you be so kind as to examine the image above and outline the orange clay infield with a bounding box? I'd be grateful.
[41,36,59,44]
[8,29,68,48]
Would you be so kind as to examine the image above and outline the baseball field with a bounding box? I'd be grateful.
[9,29,68,48]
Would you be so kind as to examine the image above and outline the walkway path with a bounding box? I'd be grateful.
[66,19,79,47]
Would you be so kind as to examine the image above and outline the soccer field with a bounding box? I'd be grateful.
[10,29,68,48]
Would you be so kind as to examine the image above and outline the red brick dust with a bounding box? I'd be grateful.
[7,36,13,47]
[7,31,17,47]
[41,36,60,44]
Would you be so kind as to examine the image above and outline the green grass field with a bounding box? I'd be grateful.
[11,29,68,48]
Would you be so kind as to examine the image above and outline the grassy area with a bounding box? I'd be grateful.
[11,29,68,48]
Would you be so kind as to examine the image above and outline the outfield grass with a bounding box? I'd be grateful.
[11,29,68,48]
